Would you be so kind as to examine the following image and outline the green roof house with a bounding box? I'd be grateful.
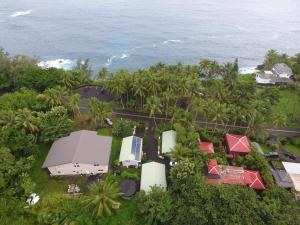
[140,162,167,193]
[161,130,177,154]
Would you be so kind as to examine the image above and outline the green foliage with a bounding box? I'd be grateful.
[236,148,274,188]
[17,67,65,92]
[38,106,73,143]
[81,178,123,217]
[0,89,44,111]
[136,186,173,225]
[120,169,140,181]
[112,119,137,138]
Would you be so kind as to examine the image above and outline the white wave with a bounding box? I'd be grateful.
[271,34,279,40]
[10,10,32,18]
[163,39,183,44]
[38,59,74,70]
[239,67,258,74]
[236,25,249,32]
[120,53,129,59]
[105,56,117,66]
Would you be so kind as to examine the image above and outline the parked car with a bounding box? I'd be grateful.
[105,118,113,126]
[169,161,178,167]
[264,152,279,158]
[25,193,40,208]
[284,152,297,160]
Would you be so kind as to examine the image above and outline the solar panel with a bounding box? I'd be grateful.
[131,136,141,161]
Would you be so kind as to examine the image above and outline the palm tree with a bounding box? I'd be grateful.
[69,93,81,116]
[145,96,162,126]
[62,72,75,89]
[15,108,39,133]
[81,178,122,217]
[38,86,68,108]
[271,113,287,127]
[0,110,16,129]
[88,97,111,127]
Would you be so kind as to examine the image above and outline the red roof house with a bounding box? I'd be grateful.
[207,160,221,175]
[226,134,250,158]
[244,170,265,190]
[199,141,214,153]
[207,160,265,190]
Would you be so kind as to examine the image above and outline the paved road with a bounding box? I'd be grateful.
[113,109,300,137]
[76,85,300,137]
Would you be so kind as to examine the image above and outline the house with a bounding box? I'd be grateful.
[140,162,167,193]
[119,136,143,167]
[207,160,265,190]
[42,130,112,176]
[270,168,293,188]
[225,134,250,159]
[272,63,293,78]
[282,162,300,200]
[255,63,293,85]
[199,139,214,153]
[161,130,177,154]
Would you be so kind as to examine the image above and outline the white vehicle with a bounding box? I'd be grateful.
[25,193,40,208]
[105,118,113,126]
[169,161,178,167]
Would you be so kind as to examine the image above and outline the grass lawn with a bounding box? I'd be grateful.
[269,90,300,127]
[284,144,300,157]
[260,143,273,153]
[30,144,88,197]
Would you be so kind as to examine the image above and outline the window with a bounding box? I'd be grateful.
[98,169,103,172]
[57,171,61,174]
[94,164,99,166]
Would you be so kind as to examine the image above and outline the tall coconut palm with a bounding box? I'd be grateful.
[38,86,68,108]
[0,110,16,129]
[15,108,39,133]
[81,178,122,217]
[69,93,81,116]
[88,97,111,127]
[145,96,162,126]
[62,72,75,89]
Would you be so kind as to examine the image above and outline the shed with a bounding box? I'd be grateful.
[119,136,143,167]
[226,134,250,158]
[140,162,167,193]
[161,130,177,154]
[199,141,214,153]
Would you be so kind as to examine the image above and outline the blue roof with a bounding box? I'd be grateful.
[131,136,142,161]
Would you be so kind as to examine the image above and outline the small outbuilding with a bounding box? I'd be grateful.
[119,136,143,167]
[140,162,167,193]
[282,162,300,193]
[42,130,112,176]
[161,130,177,154]
[226,134,250,159]
[199,140,214,154]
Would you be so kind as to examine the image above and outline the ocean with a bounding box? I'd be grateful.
[0,0,300,72]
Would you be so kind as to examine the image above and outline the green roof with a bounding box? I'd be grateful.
[162,130,177,154]
[140,162,167,193]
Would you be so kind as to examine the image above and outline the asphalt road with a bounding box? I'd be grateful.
[113,109,300,137]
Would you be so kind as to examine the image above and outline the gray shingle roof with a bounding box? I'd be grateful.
[42,130,112,168]
[272,63,293,77]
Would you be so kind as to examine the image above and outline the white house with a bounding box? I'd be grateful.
[272,63,293,79]
[119,136,143,167]
[42,130,112,176]
[140,162,167,193]
[161,130,177,154]
[282,162,300,200]
[256,63,293,85]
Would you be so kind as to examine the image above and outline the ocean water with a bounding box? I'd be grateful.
[0,0,300,72]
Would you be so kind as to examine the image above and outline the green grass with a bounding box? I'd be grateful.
[30,145,88,197]
[284,144,300,157]
[270,90,300,127]
[260,143,273,153]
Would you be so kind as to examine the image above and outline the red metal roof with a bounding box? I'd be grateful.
[207,160,265,190]
[199,141,214,153]
[207,160,221,175]
[244,170,265,190]
[226,134,250,153]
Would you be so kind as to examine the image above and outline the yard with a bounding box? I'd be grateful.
[260,143,273,153]
[284,144,300,157]
[270,89,300,127]
[30,145,88,197]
